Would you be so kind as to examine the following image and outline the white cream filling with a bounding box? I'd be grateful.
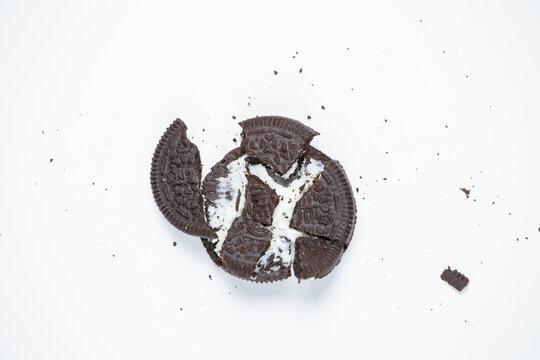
[206,155,249,254]
[248,159,325,275]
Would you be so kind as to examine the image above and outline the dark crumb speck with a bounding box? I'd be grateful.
[299,68,303,73]
[445,125,448,128]
[419,19,423,22]
[92,182,95,186]
[202,128,205,132]
[383,177,387,181]
[173,242,177,246]
[356,187,359,193]
[307,115,311,120]
[232,115,236,120]
[384,119,387,123]
[437,152,440,156]
[42,130,44,135]
[321,105,325,110]
[460,188,470,199]
[233,138,237,143]
[273,70,278,75]
[49,158,53,163]
[465,320,468,323]
[208,275,212,280]
[466,75,469,78]
[228,291,231,295]
[112,254,115,257]
[538,227,540,232]
[180,307,183,311]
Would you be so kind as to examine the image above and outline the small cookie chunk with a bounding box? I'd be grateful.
[220,214,272,280]
[240,116,319,175]
[290,160,356,247]
[244,175,279,226]
[441,267,469,291]
[201,147,245,216]
[201,238,223,268]
[293,236,344,280]
[150,119,216,238]
[253,254,291,283]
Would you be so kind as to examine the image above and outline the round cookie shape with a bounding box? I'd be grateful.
[151,116,357,283]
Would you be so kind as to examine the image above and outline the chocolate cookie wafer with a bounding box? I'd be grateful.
[150,118,216,238]
[240,116,319,175]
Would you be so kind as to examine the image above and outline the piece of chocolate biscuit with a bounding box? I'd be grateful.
[150,119,216,238]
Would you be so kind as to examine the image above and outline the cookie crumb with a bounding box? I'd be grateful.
[173,242,177,246]
[440,267,469,291]
[383,177,387,181]
[460,188,470,199]
[232,138,237,143]
[307,115,311,120]
[356,188,359,193]
[49,158,53,163]
[273,70,278,75]
[299,68,303,73]
[208,275,212,280]
[232,115,236,120]
[321,105,325,110]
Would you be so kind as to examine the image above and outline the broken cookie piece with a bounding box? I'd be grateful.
[441,266,469,291]
[239,116,319,175]
[150,118,216,238]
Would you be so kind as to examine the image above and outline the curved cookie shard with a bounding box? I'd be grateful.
[201,238,223,268]
[201,147,245,217]
[151,119,216,238]
[244,175,280,226]
[293,236,344,280]
[290,160,356,247]
[220,214,272,280]
[303,145,332,165]
[240,116,319,175]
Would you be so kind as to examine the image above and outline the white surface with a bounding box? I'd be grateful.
[1,1,540,359]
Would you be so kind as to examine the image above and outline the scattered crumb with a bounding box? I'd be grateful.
[208,275,212,280]
[49,158,53,163]
[321,105,326,110]
[92,182,95,186]
[232,115,236,120]
[465,320,468,323]
[112,254,115,257]
[443,50,446,53]
[180,307,183,311]
[307,115,311,120]
[492,201,495,205]
[232,138,237,143]
[383,178,387,181]
[437,152,440,156]
[346,47,349,50]
[509,212,512,215]
[445,125,448,128]
[460,188,470,199]
[430,308,433,311]
[299,68,303,73]
[356,188,359,193]
[516,238,519,242]
[202,128,205,132]
[466,75,469,78]
[273,70,278,75]
[42,130,44,135]
[228,292,231,295]
[173,242,177,247]
[419,19,423,22]
[384,119,388,123]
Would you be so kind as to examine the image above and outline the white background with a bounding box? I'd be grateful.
[1,1,539,359]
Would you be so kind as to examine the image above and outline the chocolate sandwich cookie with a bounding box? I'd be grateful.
[151,116,357,283]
